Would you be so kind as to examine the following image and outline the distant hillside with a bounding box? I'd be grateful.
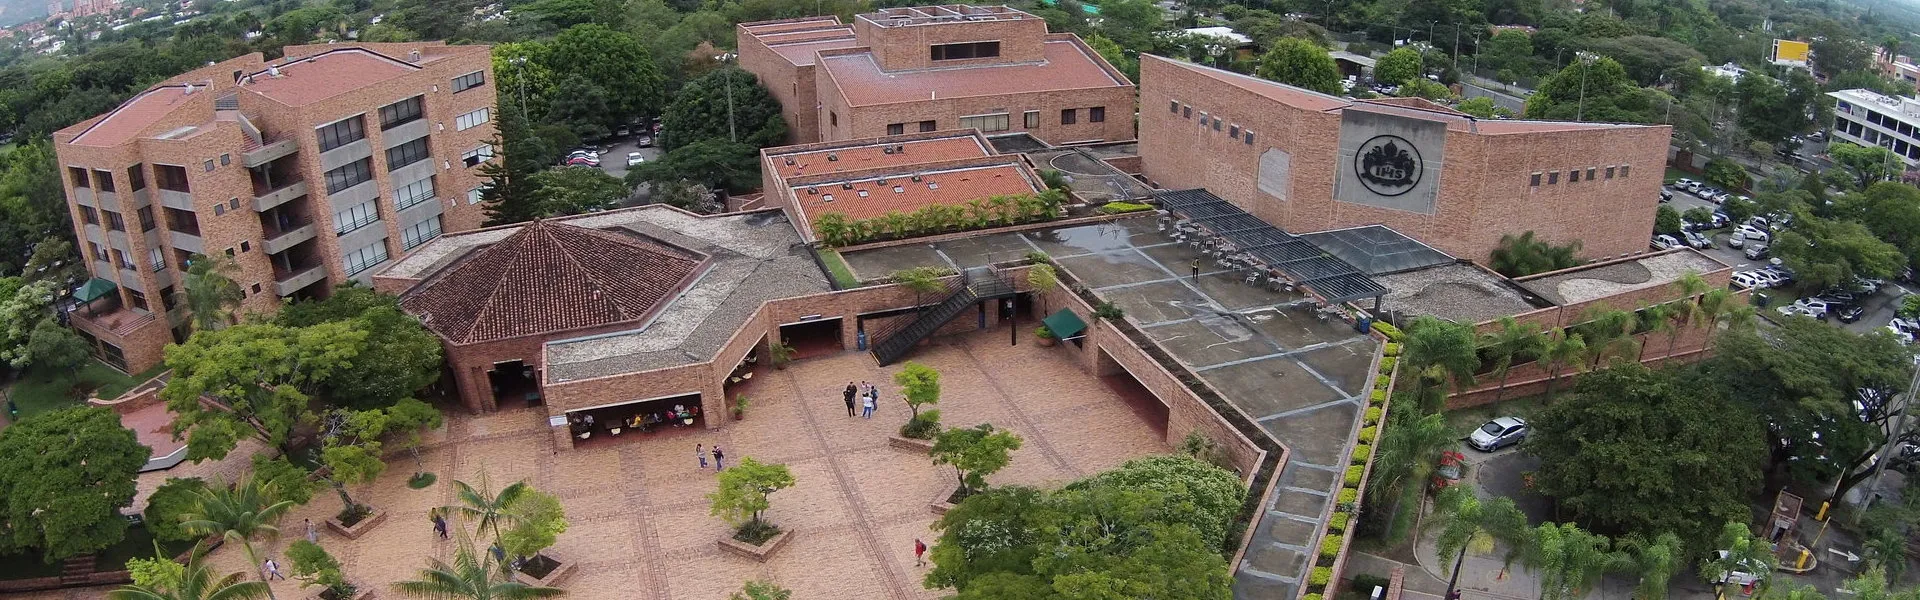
[0,0,47,28]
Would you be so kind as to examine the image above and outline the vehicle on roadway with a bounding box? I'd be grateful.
[1467,417,1528,452]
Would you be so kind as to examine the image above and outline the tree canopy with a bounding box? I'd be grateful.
[0,406,146,561]
[659,67,787,150]
[1256,37,1341,95]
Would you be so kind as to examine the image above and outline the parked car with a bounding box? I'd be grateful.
[1712,550,1769,587]
[1890,317,1920,333]
[635,134,654,148]
[1727,235,1745,249]
[1835,304,1866,323]
[626,152,645,167]
[1468,417,1529,451]
[1731,271,1768,289]
[1778,304,1818,319]
[1679,179,1701,192]
[1738,224,1771,241]
[1787,298,1832,319]
[1660,190,1674,203]
[1849,277,1883,294]
[1684,231,1713,249]
[1652,234,1682,250]
[1673,178,1696,190]
[1752,270,1786,288]
[1745,245,1767,260]
[1816,289,1857,304]
[1885,325,1915,345]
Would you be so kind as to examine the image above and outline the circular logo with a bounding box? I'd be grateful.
[1354,134,1423,197]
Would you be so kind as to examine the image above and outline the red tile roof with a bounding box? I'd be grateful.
[795,164,1040,225]
[70,85,205,147]
[820,40,1128,106]
[401,220,706,344]
[767,135,991,179]
[243,49,419,107]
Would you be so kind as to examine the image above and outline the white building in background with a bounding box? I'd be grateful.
[1829,88,1920,167]
[1704,62,1749,83]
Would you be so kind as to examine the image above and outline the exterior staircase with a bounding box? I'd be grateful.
[870,267,1016,366]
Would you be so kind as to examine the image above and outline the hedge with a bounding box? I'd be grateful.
[1344,465,1364,486]
[1372,321,1404,341]
[1099,201,1155,214]
[1337,488,1358,505]
[1370,390,1387,405]
[1351,444,1372,463]
[1305,594,1325,600]
[1383,342,1402,356]
[1310,566,1333,587]
[1328,511,1350,532]
[1363,407,1382,424]
[1319,534,1344,559]
[1358,426,1377,444]
[1374,376,1391,390]
[1378,357,1397,372]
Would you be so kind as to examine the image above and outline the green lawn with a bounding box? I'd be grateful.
[817,249,861,289]
[1444,392,1551,433]
[6,360,165,419]
[1664,167,1692,184]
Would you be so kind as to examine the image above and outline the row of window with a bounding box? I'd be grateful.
[455,108,491,131]
[930,41,1000,62]
[462,145,495,167]
[335,199,380,235]
[69,164,164,193]
[380,96,424,130]
[1835,118,1920,160]
[317,115,366,152]
[401,216,443,250]
[386,137,432,172]
[452,70,487,93]
[85,243,165,275]
[325,158,376,194]
[78,205,162,234]
[1169,100,1257,146]
[395,177,436,211]
[1529,164,1630,186]
[343,240,390,276]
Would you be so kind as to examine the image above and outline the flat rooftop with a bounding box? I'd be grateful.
[820,40,1128,106]
[768,37,860,66]
[857,4,1035,27]
[543,208,830,381]
[792,163,1039,223]
[242,48,420,107]
[1516,250,1727,305]
[70,84,202,147]
[765,134,992,179]
[1375,263,1540,324]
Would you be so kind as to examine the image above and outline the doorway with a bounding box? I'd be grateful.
[487,360,542,409]
[778,317,843,360]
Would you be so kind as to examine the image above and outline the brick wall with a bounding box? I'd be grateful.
[852,15,1048,71]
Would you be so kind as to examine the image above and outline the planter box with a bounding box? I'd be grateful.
[888,435,935,453]
[511,555,577,588]
[305,582,375,600]
[929,480,962,515]
[717,529,792,562]
[325,508,387,540]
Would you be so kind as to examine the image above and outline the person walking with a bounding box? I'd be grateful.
[712,445,725,471]
[862,394,875,419]
[696,443,708,469]
[431,509,449,540]
[263,558,285,580]
[1191,257,1201,282]
[868,385,881,415]
[914,538,928,566]
[305,518,318,543]
[844,382,858,417]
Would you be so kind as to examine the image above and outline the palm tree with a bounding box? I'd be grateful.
[1481,317,1547,403]
[1402,316,1481,406]
[1541,330,1587,400]
[1577,308,1640,368]
[446,475,531,551]
[179,253,245,332]
[1370,410,1456,519]
[108,544,271,600]
[392,537,564,600]
[1617,532,1684,600]
[1523,522,1626,600]
[180,477,295,596]
[1430,486,1531,600]
[1639,303,1676,361]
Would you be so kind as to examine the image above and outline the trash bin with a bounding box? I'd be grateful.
[1355,316,1373,334]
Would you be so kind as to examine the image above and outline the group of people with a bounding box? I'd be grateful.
[844,381,882,418]
[694,443,727,471]
[567,404,701,440]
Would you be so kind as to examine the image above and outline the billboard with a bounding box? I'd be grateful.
[1773,39,1810,65]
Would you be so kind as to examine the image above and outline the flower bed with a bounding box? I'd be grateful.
[1300,320,1401,599]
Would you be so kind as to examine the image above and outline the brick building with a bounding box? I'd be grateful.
[738,5,1136,146]
[1136,55,1672,263]
[53,42,497,373]
[758,129,1043,242]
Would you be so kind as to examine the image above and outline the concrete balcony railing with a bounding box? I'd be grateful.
[243,138,298,168]
[274,263,326,297]
[168,230,203,255]
[263,222,318,255]
[252,180,308,212]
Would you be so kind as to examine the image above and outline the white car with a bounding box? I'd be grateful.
[1730,271,1767,289]
[626,152,645,167]
[1726,235,1745,249]
[1652,234,1682,250]
[1737,224,1771,242]
[1712,551,1768,587]
[1680,180,1702,193]
[1684,231,1712,249]
[1887,325,1916,345]
[1778,304,1817,318]
[1753,270,1786,288]
[1784,298,1831,319]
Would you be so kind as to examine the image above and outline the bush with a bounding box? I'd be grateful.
[900,409,942,440]
[1374,375,1390,390]
[1378,357,1397,372]
[1363,407,1382,424]
[1305,594,1325,600]
[1358,426,1377,443]
[1372,321,1403,341]
[144,477,209,543]
[1345,465,1365,486]
[1369,390,1387,405]
[1351,444,1372,463]
[1099,201,1154,214]
[1320,534,1344,559]
[1337,488,1358,505]
[1310,566,1333,587]
[1034,325,1055,340]
[1093,302,1124,320]
[1382,342,1401,356]
[1328,511,1350,532]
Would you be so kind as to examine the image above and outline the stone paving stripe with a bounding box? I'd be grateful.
[779,368,917,600]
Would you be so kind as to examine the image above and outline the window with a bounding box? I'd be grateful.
[79,205,98,226]
[159,286,175,311]
[380,96,424,129]
[343,241,390,276]
[1183,105,1192,119]
[317,115,366,152]
[325,158,374,194]
[1199,114,1209,126]
[462,145,495,168]
[240,241,250,253]
[395,177,436,211]
[402,216,444,250]
[1586,167,1597,180]
[204,160,215,172]
[1530,172,1542,186]
[1619,165,1629,178]
[930,41,1000,61]
[455,108,491,131]
[250,283,261,295]
[1090,107,1105,123]
[1569,169,1580,183]
[138,206,155,232]
[386,136,431,171]
[1244,131,1255,145]
[126,165,145,191]
[918,120,936,132]
[887,123,905,136]
[958,113,1011,133]
[1605,166,1616,179]
[452,70,487,93]
[1024,111,1040,129]
[69,166,92,189]
[148,248,163,272]
[93,170,115,192]
[1061,108,1078,125]
[104,210,125,232]
[128,289,147,311]
[155,164,190,193]
[467,187,485,205]
[1229,124,1240,138]
[220,154,230,166]
[112,249,132,270]
[830,112,838,127]
[87,242,104,262]
[1169,100,1178,113]
[164,207,199,235]
[214,203,226,216]
[334,199,380,235]
[1547,171,1559,185]
[1213,118,1223,131]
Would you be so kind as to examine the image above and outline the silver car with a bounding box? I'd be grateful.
[1468,417,1528,451]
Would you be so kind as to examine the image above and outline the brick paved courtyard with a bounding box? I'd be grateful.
[29,328,1171,600]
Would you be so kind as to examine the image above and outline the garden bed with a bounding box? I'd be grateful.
[929,481,966,515]
[511,554,575,588]
[717,528,791,562]
[887,435,935,453]
[325,507,387,540]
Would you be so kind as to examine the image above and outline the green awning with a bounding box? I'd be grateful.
[73,278,117,303]
[1043,309,1087,340]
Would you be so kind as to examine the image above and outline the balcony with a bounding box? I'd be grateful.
[244,138,298,168]
[69,300,157,338]
[252,180,308,212]
[169,230,203,254]
[274,262,327,296]
[264,221,318,254]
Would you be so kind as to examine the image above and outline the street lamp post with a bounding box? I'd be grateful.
[715,52,739,144]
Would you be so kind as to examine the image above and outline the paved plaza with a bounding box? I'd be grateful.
[843,217,1379,599]
[31,329,1170,600]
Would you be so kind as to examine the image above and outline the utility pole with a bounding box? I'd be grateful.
[1576,51,1593,122]
[1855,361,1920,523]
[511,56,530,127]
[1452,25,1460,69]
[715,52,739,144]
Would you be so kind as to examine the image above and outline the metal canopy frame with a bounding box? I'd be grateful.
[1156,189,1388,304]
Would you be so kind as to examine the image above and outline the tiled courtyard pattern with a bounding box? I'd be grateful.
[26,329,1169,600]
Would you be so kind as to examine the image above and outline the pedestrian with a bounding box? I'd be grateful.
[862,394,875,419]
[712,445,725,471]
[305,518,317,543]
[431,510,449,540]
[914,538,928,566]
[697,443,708,469]
[263,558,285,580]
[844,382,858,417]
[868,385,880,415]
[1191,257,1201,282]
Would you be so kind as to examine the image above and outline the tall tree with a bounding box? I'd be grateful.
[526,166,628,216]
[1831,143,1903,190]
[446,475,532,552]
[1523,522,1624,600]
[1540,330,1587,399]
[1430,486,1531,600]
[162,321,370,460]
[1572,308,1639,368]
[1481,317,1547,403]
[1699,522,1777,592]
[181,475,296,591]
[625,139,761,193]
[1525,57,1659,123]
[392,538,565,600]
[275,285,443,410]
[111,544,271,600]
[1063,455,1246,550]
[1488,231,1582,277]
[1401,316,1481,407]
[0,406,145,561]
[659,68,788,150]
[1256,37,1341,95]
[1375,47,1425,86]
[544,24,665,128]
[931,423,1024,497]
[179,253,244,332]
[1618,532,1685,600]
